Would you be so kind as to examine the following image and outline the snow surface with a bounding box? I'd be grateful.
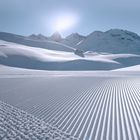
[1,64,140,77]
[0,68,140,140]
[114,64,140,71]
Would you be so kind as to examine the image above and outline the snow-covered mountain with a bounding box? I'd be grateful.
[0,32,85,49]
[28,34,48,41]
[76,29,140,54]
[1,29,140,54]
[0,29,140,70]
[49,32,63,42]
[0,32,73,52]
[60,33,86,47]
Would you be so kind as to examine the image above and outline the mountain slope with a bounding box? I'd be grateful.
[61,33,86,47]
[76,29,140,54]
[0,32,73,52]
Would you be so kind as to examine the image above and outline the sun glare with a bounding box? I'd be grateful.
[51,13,78,32]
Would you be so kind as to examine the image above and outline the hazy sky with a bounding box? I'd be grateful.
[0,0,140,37]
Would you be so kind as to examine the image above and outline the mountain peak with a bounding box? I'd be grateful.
[50,32,62,42]
[66,33,85,39]
[106,29,140,40]
[28,34,47,40]
[87,31,103,37]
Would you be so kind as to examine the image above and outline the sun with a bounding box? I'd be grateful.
[51,13,78,32]
[54,16,76,31]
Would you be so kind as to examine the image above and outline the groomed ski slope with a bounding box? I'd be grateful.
[0,101,77,140]
[0,69,140,140]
